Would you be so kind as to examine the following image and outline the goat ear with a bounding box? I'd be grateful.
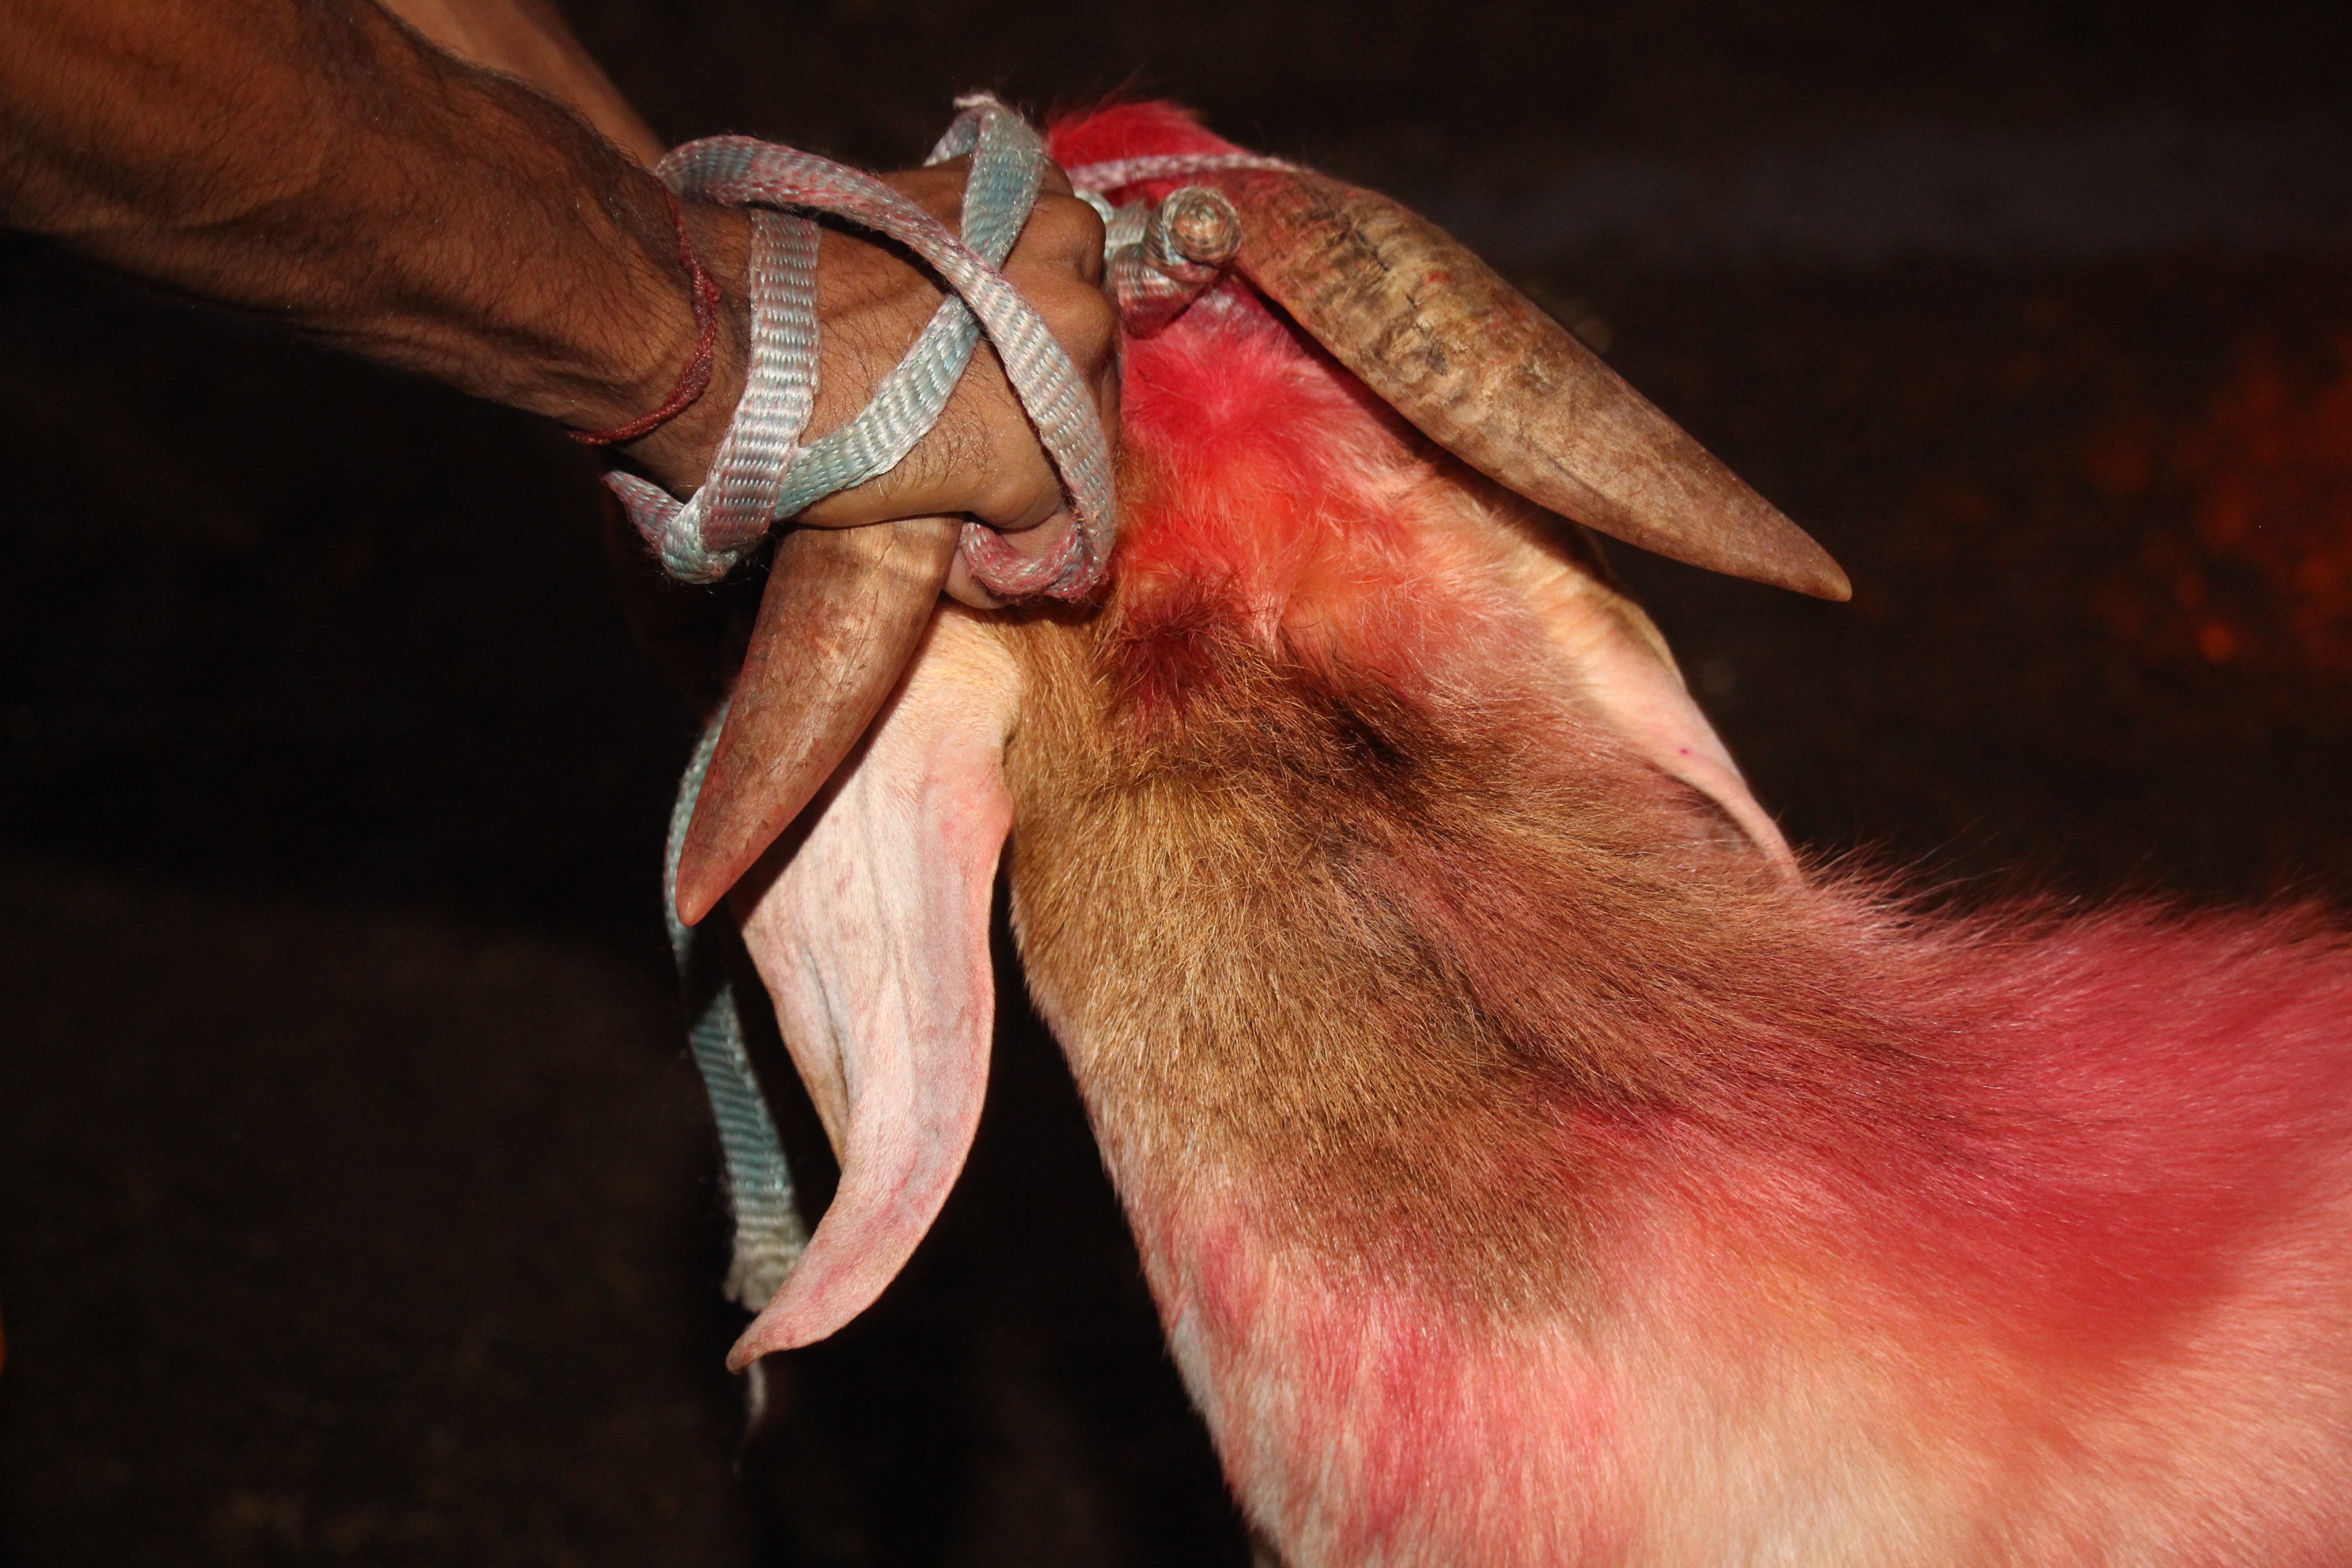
[1489,504,1796,869]
[723,610,1022,1367]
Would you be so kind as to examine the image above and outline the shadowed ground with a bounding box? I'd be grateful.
[4,1,2351,1563]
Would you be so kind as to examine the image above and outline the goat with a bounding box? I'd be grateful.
[679,103,2352,1566]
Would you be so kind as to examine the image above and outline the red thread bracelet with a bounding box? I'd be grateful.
[568,186,725,446]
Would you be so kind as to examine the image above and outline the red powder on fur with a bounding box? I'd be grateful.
[1058,108,1541,717]
[1053,101,1249,186]
[1028,103,2352,1564]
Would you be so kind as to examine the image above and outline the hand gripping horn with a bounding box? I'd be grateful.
[657,101,1111,926]
[1176,167,1850,602]
[675,135,1850,926]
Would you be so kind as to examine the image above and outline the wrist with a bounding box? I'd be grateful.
[566,189,723,448]
[588,198,751,496]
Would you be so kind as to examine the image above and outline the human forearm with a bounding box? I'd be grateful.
[1,0,1117,596]
[370,0,666,165]
[0,0,723,472]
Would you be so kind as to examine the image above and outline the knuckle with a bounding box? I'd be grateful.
[881,165,964,225]
[1025,195,1107,274]
[1043,281,1119,358]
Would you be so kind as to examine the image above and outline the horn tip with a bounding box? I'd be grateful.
[1799,556,1853,603]
[1744,517,1850,602]
[673,846,730,928]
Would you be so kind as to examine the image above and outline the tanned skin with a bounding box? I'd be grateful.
[0,0,1116,606]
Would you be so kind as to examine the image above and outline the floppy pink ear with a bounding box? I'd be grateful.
[1489,506,1796,869]
[724,610,1023,1368]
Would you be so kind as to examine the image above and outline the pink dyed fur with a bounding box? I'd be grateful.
[1029,103,2352,1566]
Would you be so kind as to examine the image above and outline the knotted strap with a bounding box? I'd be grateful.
[1062,149,1296,195]
[608,96,1116,600]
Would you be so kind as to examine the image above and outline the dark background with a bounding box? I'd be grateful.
[7,1,2352,1562]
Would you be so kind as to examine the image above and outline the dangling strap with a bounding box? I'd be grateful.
[664,703,804,1309]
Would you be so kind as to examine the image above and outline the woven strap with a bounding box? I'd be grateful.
[606,96,1115,600]
[1062,150,1296,194]
[663,704,804,1309]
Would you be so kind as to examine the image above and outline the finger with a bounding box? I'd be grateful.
[993,504,1077,563]
[880,163,967,229]
[943,504,1079,609]
[795,289,1113,538]
[1011,193,1109,287]
[796,341,1065,532]
[796,170,1118,543]
[943,551,1009,610]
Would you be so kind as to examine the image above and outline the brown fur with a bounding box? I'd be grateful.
[996,540,1955,1320]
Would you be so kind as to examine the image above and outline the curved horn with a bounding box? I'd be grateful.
[1202,168,1851,602]
[673,517,960,926]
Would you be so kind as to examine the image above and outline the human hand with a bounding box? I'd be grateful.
[623,161,1117,609]
[104,0,1115,614]
[378,0,1117,608]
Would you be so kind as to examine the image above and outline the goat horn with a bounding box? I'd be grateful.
[1200,168,1851,602]
[673,517,962,926]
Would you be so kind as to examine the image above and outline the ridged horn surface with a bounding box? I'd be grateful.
[1203,168,1851,602]
[674,517,960,926]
